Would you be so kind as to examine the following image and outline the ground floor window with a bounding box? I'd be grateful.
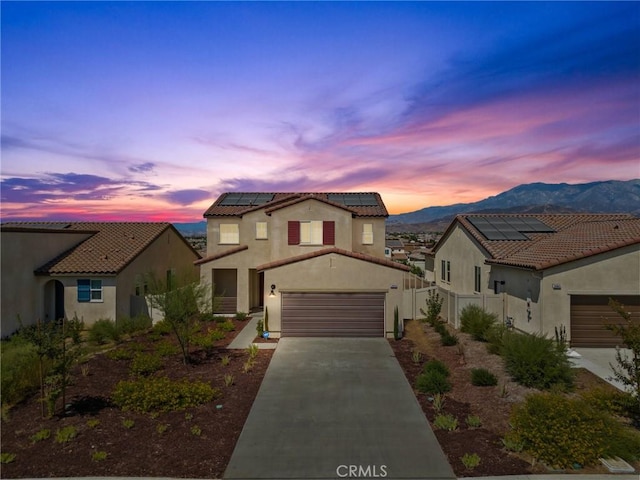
[78,279,103,302]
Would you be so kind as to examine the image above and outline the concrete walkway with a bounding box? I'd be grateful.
[227,313,277,350]
[224,338,455,480]
[569,347,630,392]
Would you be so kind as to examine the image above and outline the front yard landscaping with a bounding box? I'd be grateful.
[391,318,640,477]
[1,316,273,478]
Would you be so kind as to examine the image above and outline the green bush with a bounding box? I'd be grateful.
[112,376,219,413]
[485,324,508,354]
[416,370,452,395]
[423,359,450,377]
[1,336,48,406]
[460,305,498,341]
[433,322,447,335]
[117,315,152,335]
[151,320,173,336]
[105,347,134,361]
[256,319,264,337]
[501,331,574,390]
[433,413,458,431]
[154,340,179,357]
[192,328,225,351]
[234,312,248,321]
[218,320,235,332]
[130,353,163,376]
[471,368,498,386]
[55,425,77,443]
[88,319,121,344]
[509,392,640,467]
[440,331,459,346]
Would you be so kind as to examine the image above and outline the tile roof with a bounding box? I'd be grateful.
[2,222,198,275]
[256,247,411,272]
[194,245,249,266]
[442,214,639,271]
[203,192,389,218]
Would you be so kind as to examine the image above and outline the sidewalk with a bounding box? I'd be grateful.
[226,312,277,349]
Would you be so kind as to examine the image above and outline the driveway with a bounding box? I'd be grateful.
[224,338,455,480]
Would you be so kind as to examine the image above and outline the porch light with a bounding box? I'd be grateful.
[269,284,276,297]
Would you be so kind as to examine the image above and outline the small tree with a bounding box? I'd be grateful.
[146,272,211,364]
[264,306,269,332]
[393,306,401,340]
[605,299,640,405]
[420,289,444,324]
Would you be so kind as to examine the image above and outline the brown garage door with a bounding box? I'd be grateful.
[570,295,640,347]
[281,292,385,337]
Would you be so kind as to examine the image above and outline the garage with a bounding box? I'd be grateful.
[281,292,385,337]
[570,295,640,347]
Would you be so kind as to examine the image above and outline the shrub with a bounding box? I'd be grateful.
[420,289,443,324]
[156,423,169,434]
[460,305,497,341]
[423,359,450,377]
[247,344,259,360]
[55,425,78,443]
[470,368,498,386]
[105,347,134,361]
[485,324,508,354]
[154,340,179,357]
[501,331,574,390]
[411,350,422,364]
[130,353,163,376]
[151,320,173,336]
[432,393,445,412]
[91,451,108,462]
[466,415,482,428]
[30,429,51,443]
[88,319,121,344]
[190,425,202,436]
[86,419,100,428]
[234,312,248,321]
[0,453,16,464]
[218,320,235,332]
[433,322,447,335]
[117,315,152,335]
[509,392,640,467]
[112,376,219,413]
[440,331,459,346]
[192,328,225,352]
[220,355,231,366]
[416,370,451,395]
[256,319,264,337]
[1,336,46,406]
[461,453,480,469]
[224,373,234,387]
[393,306,400,340]
[433,413,458,431]
[122,419,135,429]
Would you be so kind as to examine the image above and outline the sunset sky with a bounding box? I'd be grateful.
[2,1,639,222]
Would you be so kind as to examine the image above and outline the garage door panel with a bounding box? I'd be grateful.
[282,292,385,337]
[571,295,640,348]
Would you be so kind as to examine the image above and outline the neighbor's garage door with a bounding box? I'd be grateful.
[281,292,385,337]
[570,295,640,347]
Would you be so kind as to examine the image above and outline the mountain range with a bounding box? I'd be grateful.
[174,179,640,235]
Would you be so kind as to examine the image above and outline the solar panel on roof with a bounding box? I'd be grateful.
[219,193,274,206]
[468,215,553,241]
[327,193,379,207]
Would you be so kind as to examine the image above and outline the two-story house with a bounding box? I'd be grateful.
[196,192,410,338]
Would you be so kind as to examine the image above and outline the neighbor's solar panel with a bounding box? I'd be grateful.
[328,193,378,207]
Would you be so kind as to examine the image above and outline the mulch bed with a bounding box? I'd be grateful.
[1,318,273,479]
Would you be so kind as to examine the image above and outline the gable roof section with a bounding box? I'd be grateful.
[257,247,411,272]
[194,245,249,266]
[2,222,199,275]
[437,214,639,271]
[203,192,388,218]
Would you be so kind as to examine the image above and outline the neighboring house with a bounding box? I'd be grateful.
[433,214,640,347]
[385,238,405,259]
[1,222,200,336]
[196,192,410,337]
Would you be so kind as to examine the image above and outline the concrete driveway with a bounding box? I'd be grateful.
[224,338,455,480]
[570,347,630,392]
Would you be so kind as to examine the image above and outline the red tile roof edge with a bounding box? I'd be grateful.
[256,247,411,272]
[194,245,249,265]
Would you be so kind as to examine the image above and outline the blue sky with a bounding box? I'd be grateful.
[2,1,639,221]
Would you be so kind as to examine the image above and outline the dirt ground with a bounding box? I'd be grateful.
[389,319,636,477]
[1,318,273,479]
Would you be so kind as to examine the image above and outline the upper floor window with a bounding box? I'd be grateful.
[474,266,481,293]
[219,224,239,244]
[362,223,373,245]
[256,221,268,240]
[288,221,335,246]
[78,279,102,302]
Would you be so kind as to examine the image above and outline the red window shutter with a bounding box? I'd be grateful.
[288,221,300,245]
[323,221,335,245]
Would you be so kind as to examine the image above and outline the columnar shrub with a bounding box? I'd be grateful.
[470,368,498,386]
[423,359,450,377]
[112,376,219,413]
[500,331,574,390]
[460,305,497,341]
[509,392,640,467]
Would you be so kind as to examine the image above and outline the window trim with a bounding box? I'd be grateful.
[255,221,268,240]
[300,220,323,245]
[440,260,451,283]
[78,279,103,303]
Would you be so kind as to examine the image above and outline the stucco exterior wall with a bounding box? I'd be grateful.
[63,276,117,325]
[261,253,406,338]
[1,230,92,335]
[434,224,491,294]
[489,265,541,334]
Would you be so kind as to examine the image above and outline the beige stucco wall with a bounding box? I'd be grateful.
[199,248,253,313]
[492,244,640,338]
[0,230,92,335]
[261,252,406,338]
[63,276,117,325]
[434,224,491,294]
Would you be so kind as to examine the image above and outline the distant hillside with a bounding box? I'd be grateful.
[173,221,207,236]
[388,179,640,228]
